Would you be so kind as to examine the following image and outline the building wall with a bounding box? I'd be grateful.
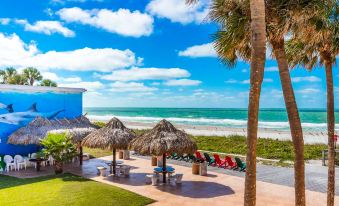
[0,88,84,155]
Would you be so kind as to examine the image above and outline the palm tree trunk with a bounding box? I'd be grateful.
[324,58,335,206]
[244,0,266,205]
[271,38,305,206]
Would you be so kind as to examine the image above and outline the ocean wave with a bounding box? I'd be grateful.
[87,114,338,130]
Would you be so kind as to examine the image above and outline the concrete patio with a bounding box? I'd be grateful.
[4,154,339,206]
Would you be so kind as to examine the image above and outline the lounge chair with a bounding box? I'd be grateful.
[213,154,227,168]
[195,151,205,162]
[203,153,215,166]
[188,154,197,163]
[235,157,246,171]
[225,156,237,169]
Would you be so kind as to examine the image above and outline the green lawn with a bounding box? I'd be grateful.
[0,173,154,206]
[83,147,112,158]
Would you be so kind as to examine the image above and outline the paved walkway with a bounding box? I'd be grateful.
[159,156,339,195]
[5,155,338,206]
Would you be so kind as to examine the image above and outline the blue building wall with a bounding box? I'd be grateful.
[0,89,83,155]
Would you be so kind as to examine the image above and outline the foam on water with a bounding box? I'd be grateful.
[87,114,338,130]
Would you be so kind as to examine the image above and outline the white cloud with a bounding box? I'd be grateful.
[41,72,60,81]
[0,32,140,72]
[59,81,104,91]
[42,72,82,82]
[296,88,321,94]
[15,20,75,37]
[264,78,273,83]
[292,76,321,83]
[265,66,278,72]
[100,67,190,81]
[109,82,158,92]
[225,78,272,84]
[0,18,10,25]
[146,0,209,24]
[178,43,216,58]
[225,79,238,84]
[57,7,153,37]
[164,79,201,86]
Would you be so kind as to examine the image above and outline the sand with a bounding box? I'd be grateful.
[89,117,330,145]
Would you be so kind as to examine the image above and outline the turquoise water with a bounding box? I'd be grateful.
[84,108,339,131]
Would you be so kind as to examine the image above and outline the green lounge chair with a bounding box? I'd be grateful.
[188,154,196,163]
[203,153,215,166]
[235,157,246,171]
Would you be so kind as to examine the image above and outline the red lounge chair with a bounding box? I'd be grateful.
[225,156,237,169]
[213,154,227,168]
[195,151,205,162]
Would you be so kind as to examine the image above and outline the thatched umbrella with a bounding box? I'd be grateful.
[129,119,197,183]
[8,115,98,165]
[81,117,136,175]
[8,116,96,145]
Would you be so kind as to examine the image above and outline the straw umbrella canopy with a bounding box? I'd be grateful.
[81,117,136,175]
[7,116,96,145]
[129,119,197,183]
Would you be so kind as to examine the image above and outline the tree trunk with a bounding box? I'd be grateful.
[324,59,335,206]
[244,0,266,205]
[271,38,305,206]
[54,161,63,174]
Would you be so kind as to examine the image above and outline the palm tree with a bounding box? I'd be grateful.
[208,0,324,204]
[188,0,266,205]
[286,2,338,205]
[23,67,43,86]
[40,79,57,87]
[7,74,28,85]
[0,67,18,84]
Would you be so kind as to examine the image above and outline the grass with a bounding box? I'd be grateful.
[89,123,328,162]
[83,147,112,158]
[0,173,154,206]
[193,135,327,161]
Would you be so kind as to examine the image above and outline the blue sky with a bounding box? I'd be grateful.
[0,0,337,108]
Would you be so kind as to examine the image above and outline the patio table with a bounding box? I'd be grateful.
[105,161,124,173]
[29,158,47,172]
[154,166,175,183]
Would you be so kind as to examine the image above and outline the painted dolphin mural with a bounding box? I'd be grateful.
[0,103,14,113]
[0,103,64,125]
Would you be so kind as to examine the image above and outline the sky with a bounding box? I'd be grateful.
[0,0,337,108]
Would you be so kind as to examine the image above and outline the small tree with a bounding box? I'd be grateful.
[40,79,58,87]
[41,133,77,174]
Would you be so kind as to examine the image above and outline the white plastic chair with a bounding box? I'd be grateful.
[47,155,55,166]
[4,155,16,172]
[29,153,38,168]
[14,155,27,170]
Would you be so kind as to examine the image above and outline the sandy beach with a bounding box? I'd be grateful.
[89,117,329,145]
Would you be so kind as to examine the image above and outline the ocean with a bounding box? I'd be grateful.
[84,108,339,132]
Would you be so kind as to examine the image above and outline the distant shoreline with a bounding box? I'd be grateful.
[89,117,329,145]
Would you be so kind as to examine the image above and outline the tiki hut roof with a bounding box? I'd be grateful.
[129,119,197,156]
[81,117,136,150]
[7,115,98,145]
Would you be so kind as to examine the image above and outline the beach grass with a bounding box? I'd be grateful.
[89,123,327,161]
[192,135,326,161]
[83,147,112,158]
[0,173,154,206]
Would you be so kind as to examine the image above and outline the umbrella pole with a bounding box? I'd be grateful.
[162,153,166,183]
[113,148,116,175]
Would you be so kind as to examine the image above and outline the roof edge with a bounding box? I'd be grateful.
[0,84,86,93]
